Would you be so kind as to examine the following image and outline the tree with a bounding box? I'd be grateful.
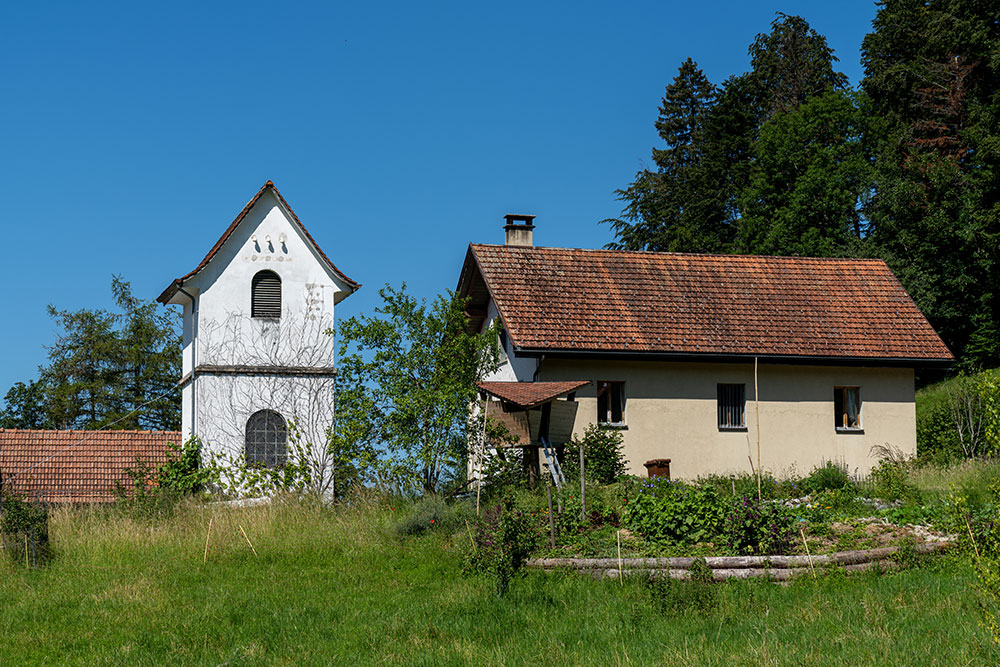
[608,14,853,255]
[605,59,728,253]
[735,90,873,256]
[0,380,54,429]
[336,284,501,494]
[861,0,1000,368]
[3,276,181,431]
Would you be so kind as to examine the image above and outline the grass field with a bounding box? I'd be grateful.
[0,497,995,666]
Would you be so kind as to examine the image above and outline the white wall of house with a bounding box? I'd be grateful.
[539,359,916,479]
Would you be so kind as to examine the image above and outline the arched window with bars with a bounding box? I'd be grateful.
[251,270,281,318]
[244,409,288,467]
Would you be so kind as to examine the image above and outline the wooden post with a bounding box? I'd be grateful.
[204,516,214,563]
[476,398,488,516]
[755,356,761,502]
[546,485,556,548]
[579,443,586,523]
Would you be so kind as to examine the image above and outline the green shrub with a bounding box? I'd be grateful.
[697,471,784,499]
[563,424,627,485]
[0,494,50,567]
[158,437,214,495]
[869,457,921,504]
[723,495,796,556]
[621,479,725,545]
[802,461,855,495]
[917,369,1000,463]
[392,495,468,536]
[464,493,540,596]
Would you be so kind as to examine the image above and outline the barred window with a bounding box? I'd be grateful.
[597,380,625,426]
[251,270,281,318]
[717,383,746,430]
[834,387,862,431]
[245,409,287,467]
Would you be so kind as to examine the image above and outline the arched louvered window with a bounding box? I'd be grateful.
[251,270,281,318]
[245,409,288,467]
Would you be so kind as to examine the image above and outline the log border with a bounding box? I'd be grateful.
[526,542,950,581]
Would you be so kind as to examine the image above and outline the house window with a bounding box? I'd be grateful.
[597,381,625,426]
[245,409,288,467]
[251,270,281,318]
[717,383,746,430]
[834,387,862,431]
[498,328,509,364]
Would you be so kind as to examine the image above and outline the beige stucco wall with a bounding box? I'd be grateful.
[538,360,915,479]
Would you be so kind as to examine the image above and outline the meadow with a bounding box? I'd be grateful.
[1,493,996,666]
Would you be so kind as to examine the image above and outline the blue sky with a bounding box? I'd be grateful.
[0,1,879,396]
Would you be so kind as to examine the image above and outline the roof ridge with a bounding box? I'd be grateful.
[470,243,886,264]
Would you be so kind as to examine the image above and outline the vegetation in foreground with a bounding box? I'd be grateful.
[0,497,995,666]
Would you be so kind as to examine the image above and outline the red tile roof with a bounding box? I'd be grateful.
[463,245,953,362]
[477,380,590,409]
[0,430,180,503]
[157,181,360,304]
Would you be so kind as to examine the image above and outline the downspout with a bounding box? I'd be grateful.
[178,286,198,440]
[532,354,546,382]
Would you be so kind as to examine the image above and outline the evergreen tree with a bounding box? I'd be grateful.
[861,0,1000,367]
[3,277,182,431]
[605,58,725,252]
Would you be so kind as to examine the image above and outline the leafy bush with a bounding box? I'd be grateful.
[158,437,214,495]
[0,493,50,566]
[917,369,1000,463]
[723,495,796,556]
[464,494,540,596]
[621,479,725,545]
[697,471,784,499]
[869,457,921,504]
[802,460,854,495]
[562,424,627,484]
[479,446,527,500]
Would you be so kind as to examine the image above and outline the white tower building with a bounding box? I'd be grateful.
[157,181,360,489]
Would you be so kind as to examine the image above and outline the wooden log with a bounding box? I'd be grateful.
[527,542,949,573]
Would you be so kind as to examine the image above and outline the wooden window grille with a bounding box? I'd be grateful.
[596,380,625,425]
[717,383,746,429]
[834,387,862,430]
[245,409,288,467]
[251,270,281,318]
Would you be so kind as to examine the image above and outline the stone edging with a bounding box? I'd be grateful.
[526,542,950,582]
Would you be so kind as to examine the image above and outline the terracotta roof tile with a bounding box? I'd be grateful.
[467,245,953,362]
[158,181,359,303]
[0,430,180,503]
[477,380,590,409]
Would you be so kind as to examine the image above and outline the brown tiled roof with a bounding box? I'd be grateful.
[157,181,360,303]
[0,429,180,503]
[477,380,590,409]
[463,245,953,362]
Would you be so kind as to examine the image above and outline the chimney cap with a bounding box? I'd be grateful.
[504,213,536,228]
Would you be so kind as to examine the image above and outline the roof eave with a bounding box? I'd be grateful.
[510,346,955,370]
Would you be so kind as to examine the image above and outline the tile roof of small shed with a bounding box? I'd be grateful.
[461,245,953,363]
[477,380,590,409]
[0,429,180,503]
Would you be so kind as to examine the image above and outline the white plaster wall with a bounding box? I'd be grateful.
[538,359,916,479]
[175,190,349,491]
[195,374,336,485]
[481,300,538,383]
